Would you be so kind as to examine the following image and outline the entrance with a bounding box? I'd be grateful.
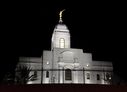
[64,69,72,83]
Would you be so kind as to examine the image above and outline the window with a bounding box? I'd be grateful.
[97,74,100,80]
[65,69,72,80]
[59,38,65,48]
[46,71,49,78]
[86,73,90,80]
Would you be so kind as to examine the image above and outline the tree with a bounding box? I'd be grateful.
[104,72,112,84]
[15,65,33,84]
[2,71,15,84]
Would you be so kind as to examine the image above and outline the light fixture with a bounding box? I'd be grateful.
[47,61,49,65]
[27,81,33,84]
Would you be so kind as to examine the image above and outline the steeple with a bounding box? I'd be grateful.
[59,9,65,23]
[51,9,70,49]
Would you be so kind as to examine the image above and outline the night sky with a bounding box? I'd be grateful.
[0,2,126,82]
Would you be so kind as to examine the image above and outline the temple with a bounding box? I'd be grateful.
[17,10,113,84]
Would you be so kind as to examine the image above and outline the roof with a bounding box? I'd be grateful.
[54,23,69,32]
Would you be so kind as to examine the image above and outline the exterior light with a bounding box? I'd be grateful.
[86,64,89,67]
[47,61,49,65]
[27,81,33,84]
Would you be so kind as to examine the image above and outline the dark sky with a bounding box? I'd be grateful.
[1,2,126,81]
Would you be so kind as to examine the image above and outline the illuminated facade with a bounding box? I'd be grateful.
[17,10,113,84]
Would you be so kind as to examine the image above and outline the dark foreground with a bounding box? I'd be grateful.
[0,84,127,92]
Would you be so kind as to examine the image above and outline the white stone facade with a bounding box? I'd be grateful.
[42,48,112,84]
[17,18,113,84]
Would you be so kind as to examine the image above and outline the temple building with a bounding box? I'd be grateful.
[17,10,113,84]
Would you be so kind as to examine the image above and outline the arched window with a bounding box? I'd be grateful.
[97,74,100,80]
[59,38,65,48]
[65,69,72,80]
[46,71,49,78]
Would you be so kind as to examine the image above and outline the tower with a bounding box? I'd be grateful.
[51,10,70,49]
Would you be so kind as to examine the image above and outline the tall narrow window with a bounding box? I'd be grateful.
[86,73,90,80]
[59,38,65,48]
[97,74,100,80]
[46,71,49,78]
[65,69,72,80]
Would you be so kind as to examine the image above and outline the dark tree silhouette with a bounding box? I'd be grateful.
[15,65,33,84]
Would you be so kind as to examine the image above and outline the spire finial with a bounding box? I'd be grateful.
[59,9,65,23]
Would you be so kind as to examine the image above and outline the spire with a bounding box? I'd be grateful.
[59,9,65,23]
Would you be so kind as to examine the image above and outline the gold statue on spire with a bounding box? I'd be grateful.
[59,9,65,23]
